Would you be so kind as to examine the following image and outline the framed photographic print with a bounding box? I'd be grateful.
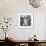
[18,13,33,28]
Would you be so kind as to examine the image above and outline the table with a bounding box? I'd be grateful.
[5,39,46,46]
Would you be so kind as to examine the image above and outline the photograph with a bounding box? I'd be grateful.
[19,13,33,28]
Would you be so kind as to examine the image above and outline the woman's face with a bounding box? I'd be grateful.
[24,18,28,24]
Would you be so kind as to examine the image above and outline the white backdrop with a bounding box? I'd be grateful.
[0,0,46,40]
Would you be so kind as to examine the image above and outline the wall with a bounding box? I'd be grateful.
[0,0,46,40]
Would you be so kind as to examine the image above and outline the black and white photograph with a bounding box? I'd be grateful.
[19,13,33,28]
